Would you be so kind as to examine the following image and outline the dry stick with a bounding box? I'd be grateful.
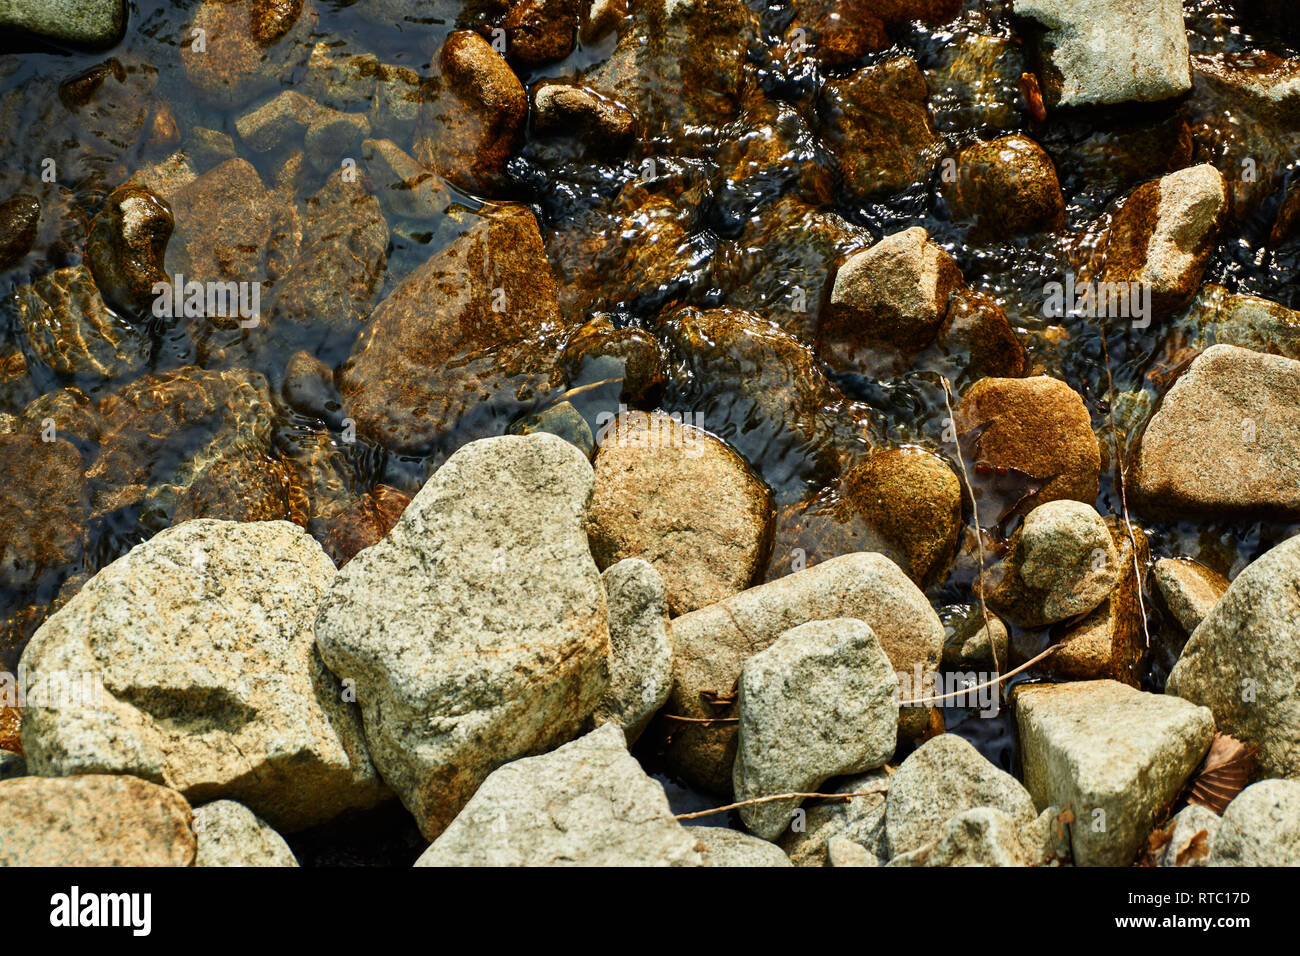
[897,641,1061,707]
[940,376,999,677]
[675,785,891,822]
[1097,326,1152,649]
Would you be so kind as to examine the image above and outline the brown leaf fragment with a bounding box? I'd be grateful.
[1186,733,1259,814]
[1175,829,1211,867]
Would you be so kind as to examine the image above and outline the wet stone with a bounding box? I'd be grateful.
[15,264,151,383]
[925,32,1025,133]
[86,184,174,318]
[531,81,636,150]
[362,138,449,221]
[559,316,665,405]
[0,193,40,271]
[503,0,580,65]
[0,433,87,590]
[182,0,319,109]
[321,485,412,568]
[942,135,1065,240]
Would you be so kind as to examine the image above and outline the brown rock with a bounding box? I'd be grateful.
[250,0,304,46]
[416,31,527,195]
[0,193,40,270]
[531,81,636,148]
[322,485,412,567]
[172,454,309,527]
[86,184,174,317]
[955,376,1102,509]
[1153,558,1229,635]
[785,0,960,66]
[920,289,1028,385]
[587,410,774,615]
[0,434,86,590]
[339,204,566,453]
[818,227,963,377]
[559,316,665,403]
[167,158,273,288]
[818,57,942,199]
[1134,344,1300,519]
[182,0,318,108]
[0,775,195,867]
[942,135,1065,239]
[504,0,579,65]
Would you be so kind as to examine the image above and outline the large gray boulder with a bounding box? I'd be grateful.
[1013,0,1191,107]
[1166,535,1300,780]
[1208,779,1300,867]
[885,734,1037,858]
[1017,680,1214,866]
[664,552,944,795]
[414,724,705,866]
[733,619,899,839]
[19,520,386,832]
[315,434,611,839]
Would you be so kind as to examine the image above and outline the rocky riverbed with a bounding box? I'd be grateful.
[0,0,1299,867]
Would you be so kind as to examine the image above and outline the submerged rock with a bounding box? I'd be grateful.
[0,434,86,591]
[315,434,610,840]
[1014,0,1192,107]
[320,485,411,568]
[942,134,1065,239]
[415,724,704,866]
[0,193,41,270]
[182,0,318,108]
[1166,534,1300,780]
[339,204,566,454]
[1017,680,1214,867]
[587,410,773,616]
[1134,345,1300,520]
[86,184,174,318]
[19,520,387,832]
[0,775,194,867]
[733,619,899,840]
[818,57,942,199]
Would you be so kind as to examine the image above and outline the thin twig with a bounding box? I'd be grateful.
[941,376,999,676]
[661,714,738,725]
[1097,327,1152,649]
[674,784,891,821]
[897,642,1062,707]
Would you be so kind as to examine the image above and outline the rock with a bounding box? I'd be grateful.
[532,81,636,149]
[714,197,871,343]
[587,409,773,615]
[777,769,891,865]
[86,184,173,319]
[887,806,1044,867]
[1179,285,1300,361]
[370,64,422,141]
[17,387,102,451]
[1158,804,1220,867]
[1098,164,1229,319]
[733,619,899,839]
[416,31,527,195]
[818,57,941,199]
[942,135,1065,239]
[657,306,865,493]
[266,175,388,360]
[591,559,673,742]
[193,800,299,866]
[280,349,339,420]
[0,433,86,590]
[504,0,579,64]
[0,775,194,866]
[188,127,237,170]
[1014,0,1192,107]
[320,485,411,568]
[510,401,595,457]
[0,750,24,781]
[584,0,759,137]
[171,453,308,528]
[1043,517,1149,685]
[414,724,704,866]
[827,836,878,867]
[1154,558,1229,635]
[941,605,1009,670]
[86,366,276,528]
[1208,780,1300,867]
[362,138,449,220]
[1135,345,1300,520]
[166,158,273,292]
[1016,679,1214,867]
[302,43,378,110]
[19,520,387,831]
[981,500,1121,628]
[303,110,371,172]
[315,434,610,839]
[0,0,126,49]
[235,90,319,152]
[1166,534,1300,780]
[559,316,665,404]
[338,204,566,454]
[16,265,151,382]
[182,0,318,108]
[839,447,962,589]
[925,32,1025,133]
[662,552,943,795]
[923,289,1029,385]
[0,193,40,270]
[694,827,792,867]
[955,375,1102,508]
[818,227,962,377]
[884,734,1036,858]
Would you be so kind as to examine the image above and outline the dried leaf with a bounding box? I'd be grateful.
[1175,829,1211,867]
[1186,734,1259,814]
